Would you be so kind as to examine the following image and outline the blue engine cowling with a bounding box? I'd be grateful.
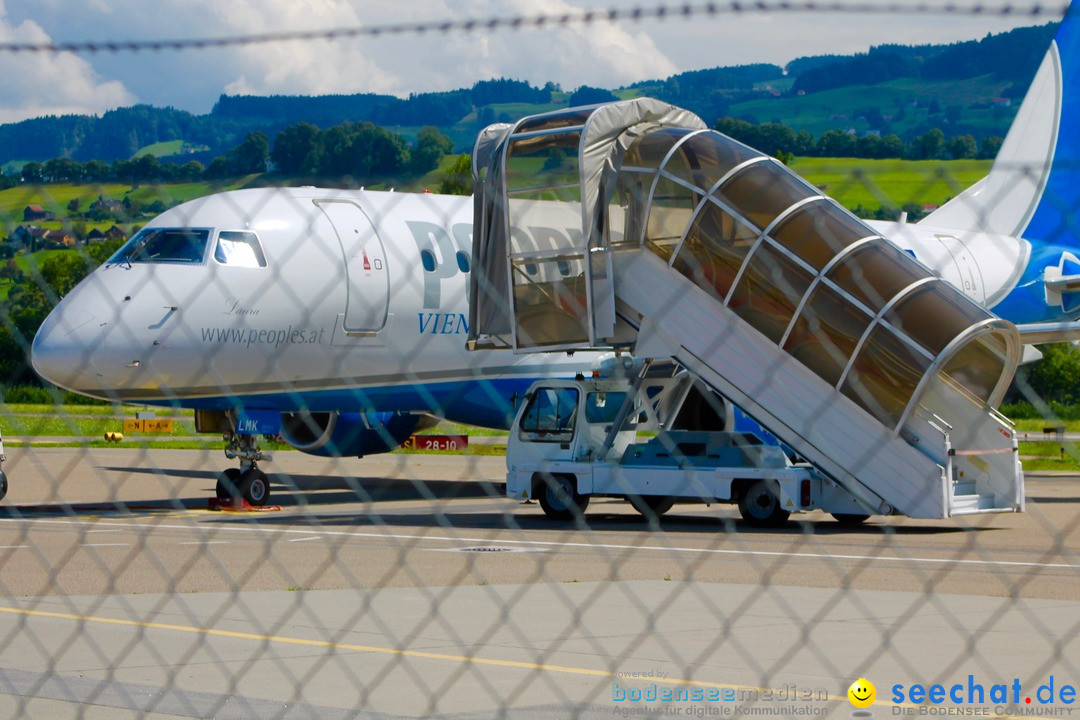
[279,411,428,457]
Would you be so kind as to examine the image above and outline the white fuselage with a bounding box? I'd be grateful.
[32,188,596,423]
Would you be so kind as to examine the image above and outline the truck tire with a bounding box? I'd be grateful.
[737,480,790,527]
[831,513,870,525]
[537,473,589,521]
[629,494,676,520]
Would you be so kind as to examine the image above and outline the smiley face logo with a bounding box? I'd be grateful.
[848,678,876,709]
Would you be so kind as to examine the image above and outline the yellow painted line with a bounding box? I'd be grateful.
[0,603,840,700]
[0,604,1046,718]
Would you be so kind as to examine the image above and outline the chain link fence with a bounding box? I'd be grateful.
[0,4,1079,719]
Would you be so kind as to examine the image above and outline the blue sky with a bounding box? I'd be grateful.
[0,0,1063,124]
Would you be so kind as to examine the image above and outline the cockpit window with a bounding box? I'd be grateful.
[109,228,210,265]
[214,231,267,268]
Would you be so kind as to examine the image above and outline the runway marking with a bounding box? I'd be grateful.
[0,545,28,549]
[0,603,1041,719]
[5,516,1076,573]
[80,543,132,548]
[0,603,845,704]
[177,541,228,546]
[286,536,322,543]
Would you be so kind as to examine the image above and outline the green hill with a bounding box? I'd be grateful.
[0,21,1057,166]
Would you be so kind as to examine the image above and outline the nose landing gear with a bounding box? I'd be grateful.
[217,431,273,506]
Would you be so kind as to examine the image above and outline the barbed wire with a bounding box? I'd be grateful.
[0,1,1068,55]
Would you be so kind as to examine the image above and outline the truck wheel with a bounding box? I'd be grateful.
[737,480,790,527]
[831,513,869,525]
[537,474,589,521]
[629,495,676,520]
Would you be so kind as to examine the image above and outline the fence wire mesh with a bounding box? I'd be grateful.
[0,4,1079,720]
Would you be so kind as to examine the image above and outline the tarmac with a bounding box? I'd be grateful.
[0,447,1076,719]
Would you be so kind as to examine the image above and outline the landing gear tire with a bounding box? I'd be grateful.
[831,513,869,525]
[239,467,270,507]
[0,470,8,502]
[629,494,676,520]
[737,480,790,527]
[216,468,243,501]
[537,474,589,521]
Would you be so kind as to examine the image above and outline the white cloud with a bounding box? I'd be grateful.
[0,5,135,123]
[0,0,1053,120]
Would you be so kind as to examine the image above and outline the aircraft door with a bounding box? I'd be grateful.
[936,234,984,305]
[317,200,390,334]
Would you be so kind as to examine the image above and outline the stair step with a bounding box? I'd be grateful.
[951,493,1010,515]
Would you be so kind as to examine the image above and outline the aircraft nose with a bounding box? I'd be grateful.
[31,305,102,395]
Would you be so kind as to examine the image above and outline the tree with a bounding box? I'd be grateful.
[568,85,618,106]
[272,122,323,175]
[21,162,43,183]
[753,123,800,157]
[438,154,473,196]
[44,158,82,183]
[408,126,454,175]
[979,135,1004,160]
[714,117,758,147]
[911,128,946,160]
[205,156,231,180]
[132,154,162,186]
[319,122,408,179]
[1021,343,1080,406]
[82,160,111,183]
[231,131,270,174]
[816,129,857,157]
[178,160,205,182]
[39,253,93,298]
[0,259,23,283]
[948,134,978,160]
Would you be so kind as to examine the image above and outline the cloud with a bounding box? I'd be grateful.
[0,0,1049,121]
[0,6,135,123]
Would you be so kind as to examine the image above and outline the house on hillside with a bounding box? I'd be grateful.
[42,230,76,247]
[22,205,54,222]
[90,195,123,215]
[86,228,107,243]
[105,225,126,240]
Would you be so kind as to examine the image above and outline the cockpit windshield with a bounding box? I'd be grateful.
[108,228,211,265]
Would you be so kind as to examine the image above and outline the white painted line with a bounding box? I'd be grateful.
[0,545,28,549]
[80,543,132,547]
[286,536,322,543]
[6,516,1076,572]
[178,541,228,546]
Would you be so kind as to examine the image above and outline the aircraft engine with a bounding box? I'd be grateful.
[279,410,436,457]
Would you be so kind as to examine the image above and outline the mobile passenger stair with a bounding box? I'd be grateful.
[467,98,1023,520]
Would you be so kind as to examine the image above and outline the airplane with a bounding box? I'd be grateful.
[29,190,603,505]
[29,3,1080,508]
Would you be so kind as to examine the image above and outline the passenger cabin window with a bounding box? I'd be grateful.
[109,228,210,265]
[214,231,267,268]
[519,387,579,442]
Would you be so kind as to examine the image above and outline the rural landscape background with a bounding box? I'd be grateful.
[1,16,1076,460]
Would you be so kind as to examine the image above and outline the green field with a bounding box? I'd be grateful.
[0,177,256,222]
[790,157,991,213]
[132,140,209,159]
[730,75,1016,138]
